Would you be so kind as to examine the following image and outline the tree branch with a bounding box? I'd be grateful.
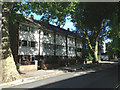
[99,31,110,40]
[82,30,94,52]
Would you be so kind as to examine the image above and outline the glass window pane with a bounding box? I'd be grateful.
[22,25,27,31]
[19,40,21,46]
[22,40,27,46]
[30,27,35,33]
[24,56,28,61]
[44,31,49,36]
[27,26,30,32]
[28,41,31,47]
[19,24,22,30]
[31,41,35,47]
[32,56,35,61]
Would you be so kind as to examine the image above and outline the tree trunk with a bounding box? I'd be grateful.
[1,3,21,83]
[2,56,22,83]
[93,40,99,63]
[0,3,2,83]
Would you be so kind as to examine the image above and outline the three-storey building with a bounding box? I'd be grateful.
[16,16,82,64]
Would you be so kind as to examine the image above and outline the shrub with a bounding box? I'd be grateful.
[16,63,21,66]
[86,53,93,61]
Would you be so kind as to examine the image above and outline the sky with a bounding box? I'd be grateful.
[28,12,76,31]
[19,11,111,43]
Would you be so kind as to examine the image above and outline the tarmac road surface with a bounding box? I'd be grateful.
[8,64,120,89]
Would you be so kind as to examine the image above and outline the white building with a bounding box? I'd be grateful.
[16,17,82,64]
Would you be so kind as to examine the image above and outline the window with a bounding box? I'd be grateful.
[27,26,30,32]
[56,45,63,50]
[69,47,74,51]
[20,24,30,32]
[19,24,22,30]
[28,41,31,47]
[19,24,37,33]
[70,38,74,43]
[57,34,59,37]
[31,56,35,61]
[76,48,82,52]
[69,47,72,51]
[43,43,54,49]
[31,41,36,47]
[30,27,35,33]
[22,25,27,31]
[43,44,47,49]
[19,40,22,46]
[20,40,36,47]
[22,40,27,46]
[24,56,28,61]
[44,31,49,36]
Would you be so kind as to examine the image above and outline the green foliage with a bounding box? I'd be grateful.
[38,66,40,68]
[16,63,21,66]
[29,2,72,26]
[106,3,120,59]
[107,38,120,59]
[86,53,93,61]
[3,2,119,61]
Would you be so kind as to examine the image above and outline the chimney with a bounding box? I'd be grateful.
[75,31,77,33]
[67,28,70,31]
[31,14,34,20]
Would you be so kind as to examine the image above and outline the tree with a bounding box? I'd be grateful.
[2,2,21,83]
[1,2,71,82]
[1,2,32,83]
[1,2,118,82]
[69,2,118,62]
[107,2,120,59]
[29,2,71,26]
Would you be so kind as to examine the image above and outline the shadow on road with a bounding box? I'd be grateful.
[29,63,120,89]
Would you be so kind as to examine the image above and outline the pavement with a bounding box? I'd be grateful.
[0,60,119,89]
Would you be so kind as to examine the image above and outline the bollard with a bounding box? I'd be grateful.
[35,60,38,70]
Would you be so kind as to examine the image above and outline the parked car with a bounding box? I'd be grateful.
[101,55,109,61]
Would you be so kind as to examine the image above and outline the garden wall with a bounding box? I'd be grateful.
[19,60,38,72]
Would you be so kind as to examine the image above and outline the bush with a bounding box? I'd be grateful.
[86,53,93,61]
[16,63,21,66]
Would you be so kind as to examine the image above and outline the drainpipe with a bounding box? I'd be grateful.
[66,35,68,58]
[54,32,56,56]
[75,38,77,57]
[38,28,40,60]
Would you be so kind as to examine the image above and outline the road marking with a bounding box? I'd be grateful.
[116,83,120,88]
[114,82,120,89]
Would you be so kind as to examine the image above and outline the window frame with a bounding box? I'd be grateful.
[23,56,28,61]
[43,31,49,36]
[22,40,27,47]
[31,41,36,48]
[19,40,22,46]
[19,24,36,33]
[31,55,35,61]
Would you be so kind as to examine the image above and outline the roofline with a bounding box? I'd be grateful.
[21,15,82,39]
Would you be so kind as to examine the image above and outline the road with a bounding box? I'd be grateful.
[9,64,120,89]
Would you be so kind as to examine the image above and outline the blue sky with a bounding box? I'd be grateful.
[19,11,111,43]
[28,12,76,31]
